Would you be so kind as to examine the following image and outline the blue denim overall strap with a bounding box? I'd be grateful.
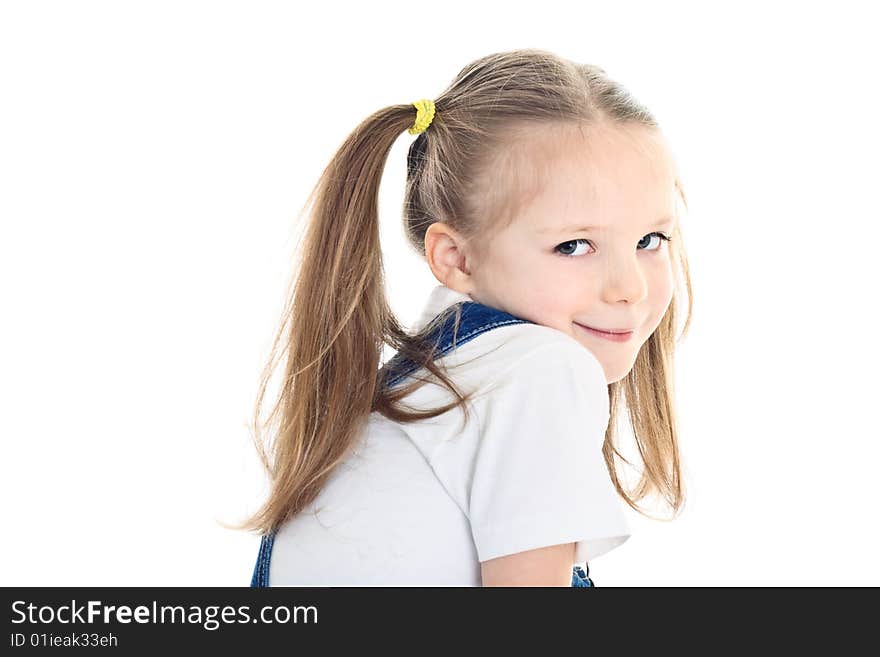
[572,564,593,587]
[250,530,275,588]
[379,300,534,390]
[248,299,595,587]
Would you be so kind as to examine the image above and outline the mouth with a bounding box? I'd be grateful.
[574,322,635,342]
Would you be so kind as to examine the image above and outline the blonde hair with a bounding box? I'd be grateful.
[229,48,693,536]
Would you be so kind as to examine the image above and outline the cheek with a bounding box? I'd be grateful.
[487,270,570,324]
[660,262,676,305]
[483,251,545,293]
[646,269,675,325]
[513,284,585,328]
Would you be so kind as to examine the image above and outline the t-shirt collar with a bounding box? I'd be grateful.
[411,284,473,333]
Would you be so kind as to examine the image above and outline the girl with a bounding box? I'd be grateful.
[237,48,692,587]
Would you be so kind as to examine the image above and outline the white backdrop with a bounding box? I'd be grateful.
[2,0,877,586]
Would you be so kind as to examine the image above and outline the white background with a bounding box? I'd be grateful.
[2,0,878,586]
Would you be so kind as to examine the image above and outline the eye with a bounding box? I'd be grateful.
[638,232,672,251]
[555,239,591,257]
[554,232,672,258]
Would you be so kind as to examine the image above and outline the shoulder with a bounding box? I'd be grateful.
[461,323,609,430]
[488,323,604,378]
[462,325,623,564]
[465,323,606,397]
[395,321,607,425]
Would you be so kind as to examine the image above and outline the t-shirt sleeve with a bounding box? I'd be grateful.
[468,339,631,564]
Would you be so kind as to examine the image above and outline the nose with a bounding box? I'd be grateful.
[598,256,648,305]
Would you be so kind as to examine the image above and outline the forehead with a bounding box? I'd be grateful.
[498,122,679,232]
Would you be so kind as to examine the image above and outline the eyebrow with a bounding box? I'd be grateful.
[537,216,676,234]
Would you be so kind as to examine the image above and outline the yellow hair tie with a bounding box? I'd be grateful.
[408,99,436,135]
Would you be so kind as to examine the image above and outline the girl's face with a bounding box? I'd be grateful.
[464,123,679,384]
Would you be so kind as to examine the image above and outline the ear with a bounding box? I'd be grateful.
[424,222,475,294]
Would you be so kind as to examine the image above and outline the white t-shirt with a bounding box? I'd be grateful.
[268,284,631,586]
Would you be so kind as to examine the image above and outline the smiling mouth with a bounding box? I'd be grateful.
[574,322,636,342]
[574,322,635,334]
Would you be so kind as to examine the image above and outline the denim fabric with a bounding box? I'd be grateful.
[249,299,595,587]
[379,300,533,390]
[250,530,275,588]
[571,564,594,587]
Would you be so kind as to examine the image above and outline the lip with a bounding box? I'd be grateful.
[574,322,635,342]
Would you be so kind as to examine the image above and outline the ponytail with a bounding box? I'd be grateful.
[229,103,473,535]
